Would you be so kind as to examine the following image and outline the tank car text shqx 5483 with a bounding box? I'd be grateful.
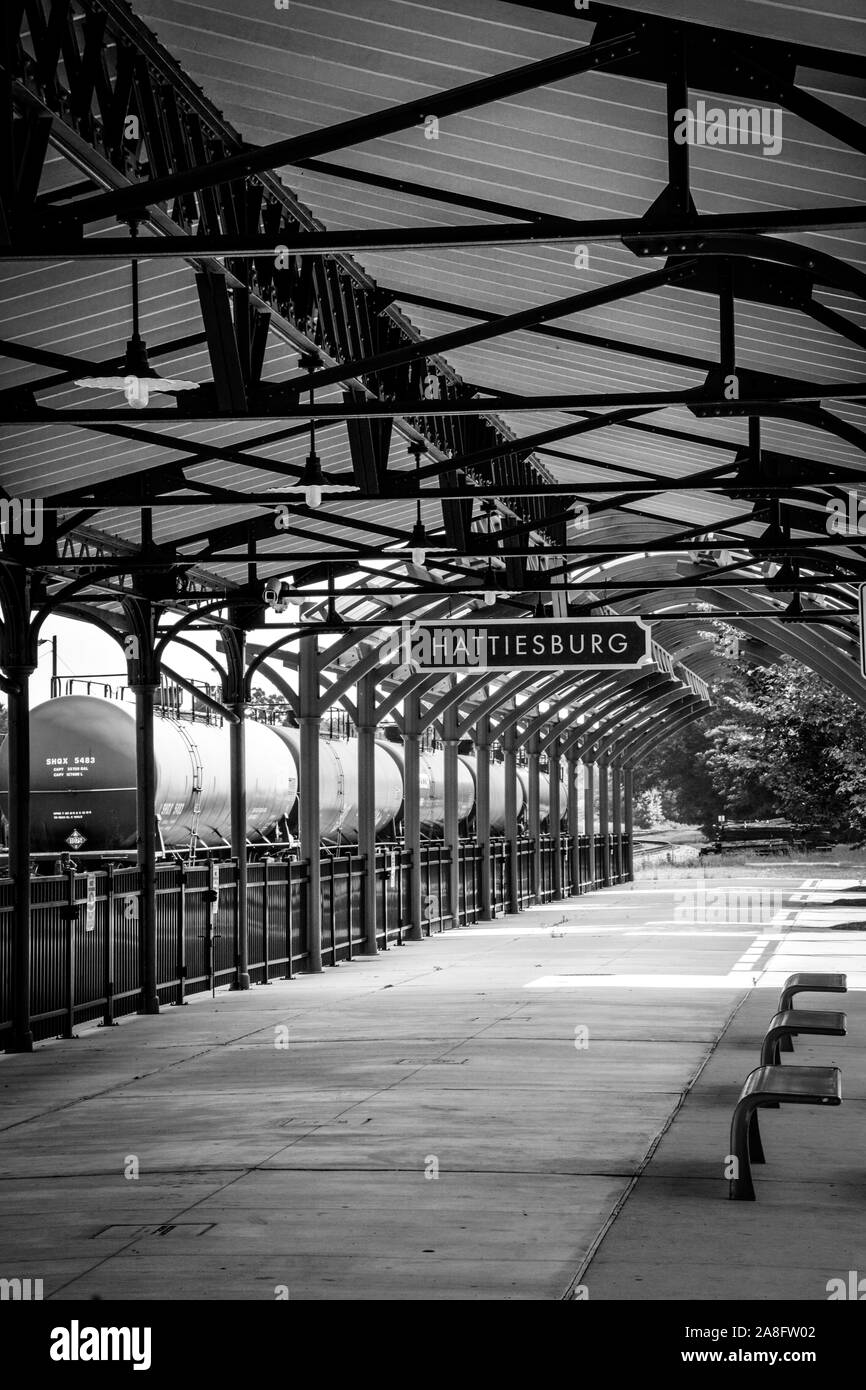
[0,695,556,859]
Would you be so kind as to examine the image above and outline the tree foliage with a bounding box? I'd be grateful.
[633,656,866,838]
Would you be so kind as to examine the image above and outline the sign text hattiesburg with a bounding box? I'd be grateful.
[379,618,651,671]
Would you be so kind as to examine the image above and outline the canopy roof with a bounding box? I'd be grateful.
[2,0,865,753]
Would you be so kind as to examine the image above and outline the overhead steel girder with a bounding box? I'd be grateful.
[517,669,661,753]
[616,698,713,769]
[50,28,642,226]
[702,595,866,711]
[261,261,697,399]
[703,586,866,710]
[489,671,606,745]
[240,593,458,711]
[537,668,672,755]
[421,674,490,734]
[611,576,865,719]
[456,672,545,739]
[14,380,864,427]
[512,2,866,148]
[456,667,619,745]
[617,703,713,771]
[561,675,691,761]
[7,39,564,543]
[582,689,711,767]
[492,667,646,747]
[14,208,866,258]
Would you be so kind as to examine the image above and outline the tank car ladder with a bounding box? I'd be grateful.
[173,718,204,862]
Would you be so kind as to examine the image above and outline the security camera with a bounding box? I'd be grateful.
[263,581,292,614]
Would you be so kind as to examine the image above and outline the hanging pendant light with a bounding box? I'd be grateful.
[75,235,198,407]
[285,355,359,506]
[482,562,499,606]
[408,444,428,566]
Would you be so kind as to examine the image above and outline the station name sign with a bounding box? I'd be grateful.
[380,617,652,672]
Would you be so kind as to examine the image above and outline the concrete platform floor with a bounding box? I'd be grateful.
[1,870,863,1301]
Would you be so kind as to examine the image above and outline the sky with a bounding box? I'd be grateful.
[28,613,282,709]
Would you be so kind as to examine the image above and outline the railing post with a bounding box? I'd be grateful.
[583,761,595,888]
[262,858,271,981]
[102,864,117,1026]
[64,865,77,1039]
[299,632,322,971]
[357,671,379,955]
[550,737,563,901]
[475,711,492,921]
[624,767,635,882]
[599,758,611,887]
[286,860,295,980]
[176,864,187,1004]
[443,696,461,929]
[612,761,623,883]
[503,726,519,913]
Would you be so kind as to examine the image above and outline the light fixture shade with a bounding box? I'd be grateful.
[75,333,198,403]
[409,518,428,568]
[287,452,360,502]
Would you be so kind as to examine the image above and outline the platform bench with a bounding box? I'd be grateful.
[777,972,847,1053]
[729,1065,842,1201]
[760,1009,847,1067]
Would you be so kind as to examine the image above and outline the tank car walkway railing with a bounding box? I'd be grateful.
[0,830,632,1047]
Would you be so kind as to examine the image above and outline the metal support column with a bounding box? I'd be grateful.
[223,615,250,990]
[229,705,249,989]
[584,761,595,886]
[403,691,423,940]
[599,758,611,888]
[7,663,35,1051]
[567,756,580,896]
[504,726,519,913]
[527,732,541,903]
[476,711,492,921]
[299,633,322,971]
[443,697,460,931]
[550,737,563,901]
[357,671,379,954]
[133,679,160,1013]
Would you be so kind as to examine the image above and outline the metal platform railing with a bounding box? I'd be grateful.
[0,833,629,1046]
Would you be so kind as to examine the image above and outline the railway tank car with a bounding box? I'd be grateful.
[0,695,563,855]
[272,726,403,842]
[0,695,298,854]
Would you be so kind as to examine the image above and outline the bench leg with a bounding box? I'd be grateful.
[748,1108,766,1164]
[760,1027,786,1069]
[729,1099,757,1200]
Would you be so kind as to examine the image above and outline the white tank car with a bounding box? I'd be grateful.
[380,745,475,829]
[273,728,403,842]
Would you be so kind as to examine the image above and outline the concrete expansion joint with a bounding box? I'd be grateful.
[560,988,753,1302]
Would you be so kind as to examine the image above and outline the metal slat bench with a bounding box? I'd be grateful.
[776,973,847,1052]
[729,1066,842,1201]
